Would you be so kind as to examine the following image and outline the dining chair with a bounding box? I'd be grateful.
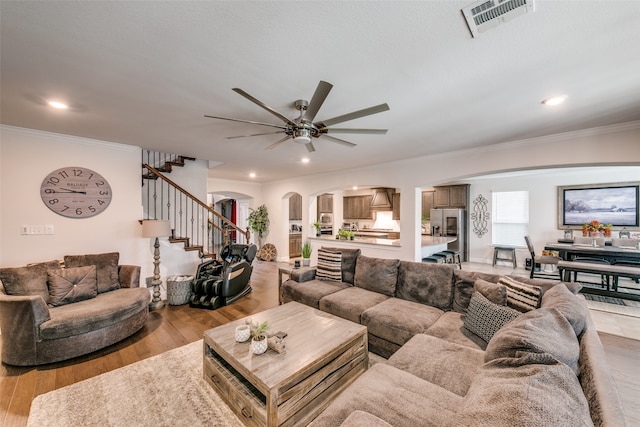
[611,238,640,285]
[524,235,561,279]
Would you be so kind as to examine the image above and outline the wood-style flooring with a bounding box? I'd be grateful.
[1,260,639,426]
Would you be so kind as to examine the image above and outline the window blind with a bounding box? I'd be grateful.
[492,191,529,246]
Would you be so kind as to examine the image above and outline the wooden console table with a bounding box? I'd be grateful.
[203,302,368,427]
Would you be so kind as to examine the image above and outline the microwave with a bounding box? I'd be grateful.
[320,213,333,224]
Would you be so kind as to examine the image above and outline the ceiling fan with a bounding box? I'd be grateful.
[204,81,389,152]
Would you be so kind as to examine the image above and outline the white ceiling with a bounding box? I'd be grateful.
[2,1,640,183]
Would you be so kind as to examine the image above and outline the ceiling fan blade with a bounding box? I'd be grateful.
[306,142,316,153]
[232,88,297,126]
[226,131,285,140]
[316,103,390,128]
[303,81,333,122]
[204,115,287,130]
[265,135,291,150]
[320,134,357,148]
[322,128,388,135]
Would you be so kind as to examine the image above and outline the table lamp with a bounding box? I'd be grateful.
[141,220,171,310]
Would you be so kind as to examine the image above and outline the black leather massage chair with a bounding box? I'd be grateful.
[189,243,257,310]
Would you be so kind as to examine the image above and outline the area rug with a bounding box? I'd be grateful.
[27,340,244,427]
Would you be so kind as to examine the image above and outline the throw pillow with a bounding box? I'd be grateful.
[540,283,588,337]
[354,255,400,297]
[322,247,361,284]
[64,252,119,293]
[463,291,522,343]
[316,248,342,282]
[452,269,502,313]
[498,276,542,312]
[47,265,98,307]
[0,260,61,302]
[474,278,507,305]
[484,307,580,374]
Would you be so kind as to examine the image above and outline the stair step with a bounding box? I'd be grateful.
[184,245,203,252]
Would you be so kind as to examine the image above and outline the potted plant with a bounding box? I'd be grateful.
[313,221,321,237]
[301,241,312,266]
[248,204,269,247]
[338,229,355,240]
[251,321,269,355]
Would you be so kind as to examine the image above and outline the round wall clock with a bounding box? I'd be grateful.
[40,166,112,218]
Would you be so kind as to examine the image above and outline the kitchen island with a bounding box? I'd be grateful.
[310,235,400,247]
[420,235,457,258]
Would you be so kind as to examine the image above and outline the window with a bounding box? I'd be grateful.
[492,191,529,246]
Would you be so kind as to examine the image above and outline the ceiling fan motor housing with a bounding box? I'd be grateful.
[293,128,312,144]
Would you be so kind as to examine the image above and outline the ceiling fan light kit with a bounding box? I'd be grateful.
[205,80,389,152]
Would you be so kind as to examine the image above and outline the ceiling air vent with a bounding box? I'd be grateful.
[462,0,535,38]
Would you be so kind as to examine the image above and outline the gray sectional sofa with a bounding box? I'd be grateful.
[280,247,627,427]
[0,252,149,366]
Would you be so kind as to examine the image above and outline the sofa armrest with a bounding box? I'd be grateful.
[118,265,141,288]
[0,293,50,365]
[290,267,317,282]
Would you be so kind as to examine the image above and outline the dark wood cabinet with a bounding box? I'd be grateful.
[343,195,373,219]
[392,193,400,220]
[422,191,434,219]
[317,194,333,214]
[289,193,302,220]
[434,185,468,209]
[289,234,302,258]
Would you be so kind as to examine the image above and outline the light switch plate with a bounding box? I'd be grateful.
[21,225,30,235]
[31,225,44,235]
[45,224,55,235]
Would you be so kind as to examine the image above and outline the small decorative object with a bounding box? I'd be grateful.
[338,229,355,240]
[563,228,573,240]
[235,325,251,342]
[313,221,322,237]
[141,220,172,310]
[471,194,490,237]
[251,321,269,355]
[301,241,312,266]
[582,220,612,237]
[294,260,300,268]
[619,228,631,238]
[267,331,287,354]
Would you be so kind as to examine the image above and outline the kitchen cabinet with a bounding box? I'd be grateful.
[343,195,373,220]
[289,234,302,258]
[422,191,434,219]
[317,194,333,214]
[289,193,302,220]
[434,185,469,209]
[392,193,401,220]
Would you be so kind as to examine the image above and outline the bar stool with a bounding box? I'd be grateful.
[442,250,462,269]
[433,251,453,264]
[493,246,517,268]
[422,256,444,263]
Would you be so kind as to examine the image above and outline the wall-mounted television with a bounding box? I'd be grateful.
[558,182,639,229]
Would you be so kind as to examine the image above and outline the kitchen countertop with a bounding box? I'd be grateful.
[421,236,456,246]
[310,235,400,247]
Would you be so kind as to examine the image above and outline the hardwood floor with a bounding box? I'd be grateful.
[1,260,638,426]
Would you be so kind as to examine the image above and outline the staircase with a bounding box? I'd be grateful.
[141,151,249,259]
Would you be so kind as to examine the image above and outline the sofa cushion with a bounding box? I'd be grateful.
[540,283,587,336]
[474,278,507,305]
[308,363,463,427]
[425,312,487,350]
[47,265,98,307]
[64,252,120,294]
[387,334,484,396]
[396,261,454,310]
[485,307,580,374]
[40,287,150,340]
[0,260,61,302]
[498,276,542,312]
[322,247,361,285]
[452,270,502,313]
[448,360,593,427]
[354,256,399,297]
[320,287,389,324]
[316,248,342,282]
[281,279,350,309]
[361,298,444,347]
[463,292,522,343]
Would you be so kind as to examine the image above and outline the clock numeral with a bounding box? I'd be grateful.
[97,199,106,205]
[44,188,55,194]
[99,190,109,196]
[72,169,83,177]
[75,208,83,216]
[89,206,96,213]
[88,173,94,180]
[58,170,69,179]
[95,180,105,187]
[48,198,59,205]
[61,206,70,212]
[46,177,60,186]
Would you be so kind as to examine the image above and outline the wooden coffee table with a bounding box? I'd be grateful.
[203,302,368,427]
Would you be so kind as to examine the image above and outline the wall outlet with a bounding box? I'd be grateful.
[30,225,45,235]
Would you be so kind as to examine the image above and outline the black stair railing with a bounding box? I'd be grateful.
[141,152,249,259]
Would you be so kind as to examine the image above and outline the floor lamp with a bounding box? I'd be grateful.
[141,220,171,310]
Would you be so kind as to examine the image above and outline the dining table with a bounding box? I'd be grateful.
[544,241,640,264]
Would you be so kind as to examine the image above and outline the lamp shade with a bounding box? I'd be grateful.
[141,220,171,238]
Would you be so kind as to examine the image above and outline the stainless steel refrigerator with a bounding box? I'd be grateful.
[430,208,466,261]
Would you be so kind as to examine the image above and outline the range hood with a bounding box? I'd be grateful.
[370,188,394,211]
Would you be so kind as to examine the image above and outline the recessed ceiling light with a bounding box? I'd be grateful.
[47,100,68,109]
[541,95,567,106]
[352,186,358,190]
[301,157,310,164]
[249,172,256,178]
